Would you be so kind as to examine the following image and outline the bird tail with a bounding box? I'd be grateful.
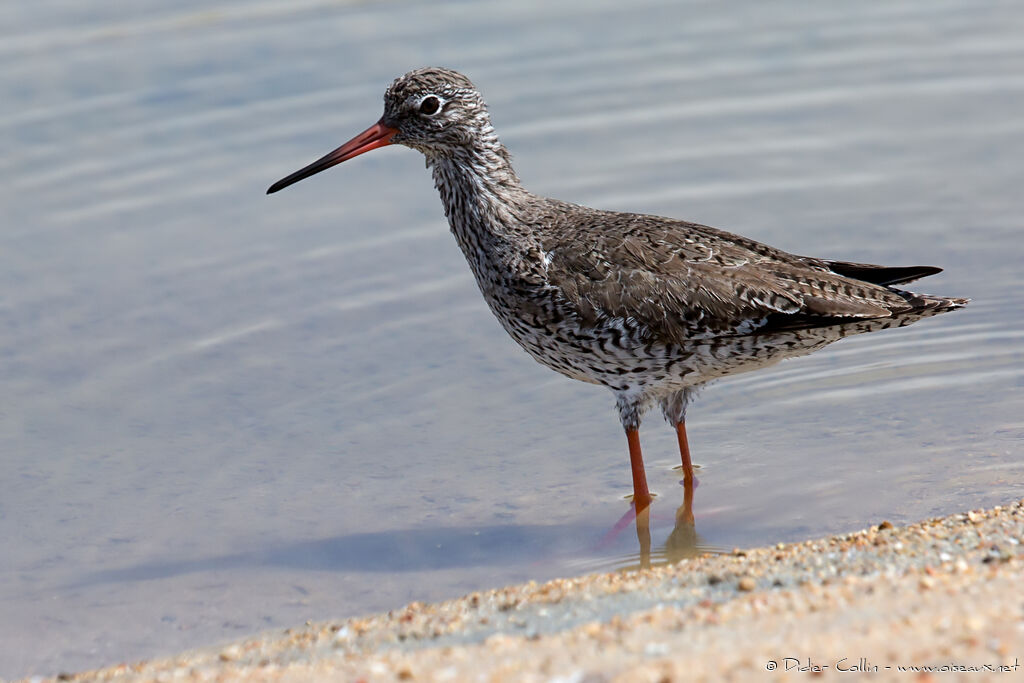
[893,291,970,312]
[763,292,967,333]
[823,259,969,313]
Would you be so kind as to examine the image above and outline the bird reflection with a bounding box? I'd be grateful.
[611,306,958,569]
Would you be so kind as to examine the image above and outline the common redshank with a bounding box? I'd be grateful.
[268,67,966,509]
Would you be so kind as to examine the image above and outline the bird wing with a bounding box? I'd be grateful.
[542,207,916,341]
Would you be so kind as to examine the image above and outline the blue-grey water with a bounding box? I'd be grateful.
[2,0,1022,677]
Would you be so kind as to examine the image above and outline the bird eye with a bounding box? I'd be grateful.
[419,96,441,115]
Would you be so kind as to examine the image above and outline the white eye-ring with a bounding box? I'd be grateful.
[418,95,443,115]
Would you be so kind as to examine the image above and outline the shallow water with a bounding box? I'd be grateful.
[2,0,1023,677]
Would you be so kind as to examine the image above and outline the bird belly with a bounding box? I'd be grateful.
[483,292,700,396]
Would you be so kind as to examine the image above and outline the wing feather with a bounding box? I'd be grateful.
[541,206,924,341]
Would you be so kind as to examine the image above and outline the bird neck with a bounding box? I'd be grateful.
[427,127,533,260]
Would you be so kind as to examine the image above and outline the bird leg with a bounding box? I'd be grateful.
[625,428,652,510]
[675,420,695,483]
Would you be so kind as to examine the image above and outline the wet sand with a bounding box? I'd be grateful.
[46,499,1024,682]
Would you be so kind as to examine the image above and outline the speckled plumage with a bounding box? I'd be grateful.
[269,67,967,504]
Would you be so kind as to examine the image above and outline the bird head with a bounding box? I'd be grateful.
[267,67,489,194]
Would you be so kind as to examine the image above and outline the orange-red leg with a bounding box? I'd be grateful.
[675,420,694,483]
[626,428,652,510]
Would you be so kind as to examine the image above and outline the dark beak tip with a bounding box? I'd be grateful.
[266,175,299,195]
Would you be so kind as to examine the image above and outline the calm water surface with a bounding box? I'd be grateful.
[2,0,1022,676]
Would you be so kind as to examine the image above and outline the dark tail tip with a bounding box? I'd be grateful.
[826,261,945,286]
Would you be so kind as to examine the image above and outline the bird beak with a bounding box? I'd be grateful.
[267,120,398,194]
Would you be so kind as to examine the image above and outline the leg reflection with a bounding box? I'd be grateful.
[664,475,698,564]
[635,502,652,569]
[634,475,700,568]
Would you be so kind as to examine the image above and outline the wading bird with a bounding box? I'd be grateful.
[268,67,965,508]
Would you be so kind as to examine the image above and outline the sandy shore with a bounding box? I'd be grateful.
[41,500,1023,682]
